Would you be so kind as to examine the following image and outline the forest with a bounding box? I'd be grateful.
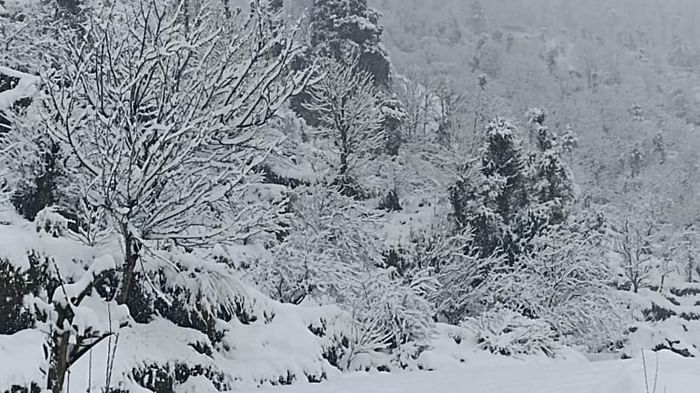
[1,0,700,392]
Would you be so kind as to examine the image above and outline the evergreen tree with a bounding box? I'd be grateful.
[10,138,69,221]
[451,114,576,262]
[480,118,528,224]
[451,118,528,259]
[526,109,576,229]
[309,0,391,87]
[381,97,407,156]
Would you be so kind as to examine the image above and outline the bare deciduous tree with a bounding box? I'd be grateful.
[303,58,384,197]
[612,219,654,293]
[43,0,313,308]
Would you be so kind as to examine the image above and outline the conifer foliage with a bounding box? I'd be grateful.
[309,0,391,87]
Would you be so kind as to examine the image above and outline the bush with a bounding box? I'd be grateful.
[465,307,559,357]
[0,252,55,334]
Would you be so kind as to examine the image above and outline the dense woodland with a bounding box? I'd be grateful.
[2,0,700,392]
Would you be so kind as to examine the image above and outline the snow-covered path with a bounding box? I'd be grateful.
[256,353,700,393]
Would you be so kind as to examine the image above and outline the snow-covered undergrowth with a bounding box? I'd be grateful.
[620,278,700,359]
[0,208,354,392]
[0,203,644,393]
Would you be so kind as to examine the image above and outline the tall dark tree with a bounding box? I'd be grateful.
[521,111,576,241]
[11,139,69,221]
[309,0,391,87]
[480,118,528,223]
[451,118,529,260]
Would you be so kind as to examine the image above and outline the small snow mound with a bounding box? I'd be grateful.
[0,330,46,388]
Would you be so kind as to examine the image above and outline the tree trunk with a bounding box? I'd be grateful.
[340,127,349,177]
[47,331,71,393]
[117,229,141,305]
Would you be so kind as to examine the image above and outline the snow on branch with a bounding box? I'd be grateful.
[42,0,314,248]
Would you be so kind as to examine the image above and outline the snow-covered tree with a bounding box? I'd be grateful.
[674,227,699,283]
[41,0,313,308]
[470,35,501,78]
[309,0,391,87]
[526,109,576,230]
[392,73,432,141]
[303,58,384,197]
[480,224,623,352]
[560,124,579,161]
[254,184,433,367]
[450,118,528,260]
[257,185,384,304]
[381,96,407,156]
[420,222,501,324]
[479,118,528,226]
[433,81,465,148]
[611,219,655,293]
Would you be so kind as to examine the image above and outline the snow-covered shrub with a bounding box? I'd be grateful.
[478,224,625,352]
[623,318,700,359]
[254,185,383,304]
[0,215,354,392]
[8,135,70,222]
[0,240,119,393]
[143,248,258,343]
[0,252,54,335]
[465,307,559,357]
[0,71,38,209]
[387,211,501,325]
[525,228,624,350]
[414,323,482,370]
[19,251,130,392]
[344,269,435,367]
[252,185,436,369]
[34,206,68,238]
[428,228,501,324]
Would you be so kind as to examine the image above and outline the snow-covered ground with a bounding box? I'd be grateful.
[256,353,700,393]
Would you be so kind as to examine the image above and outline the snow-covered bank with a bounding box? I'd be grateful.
[256,352,700,393]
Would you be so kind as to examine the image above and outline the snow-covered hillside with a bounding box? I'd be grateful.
[4,0,700,392]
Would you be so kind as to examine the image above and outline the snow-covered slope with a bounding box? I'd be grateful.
[257,352,700,393]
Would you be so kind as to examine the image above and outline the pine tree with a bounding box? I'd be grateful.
[10,138,69,221]
[450,118,528,259]
[480,118,528,224]
[309,0,391,87]
[526,110,576,229]
[381,97,407,156]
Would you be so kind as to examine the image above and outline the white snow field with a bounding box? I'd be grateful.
[257,353,700,393]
